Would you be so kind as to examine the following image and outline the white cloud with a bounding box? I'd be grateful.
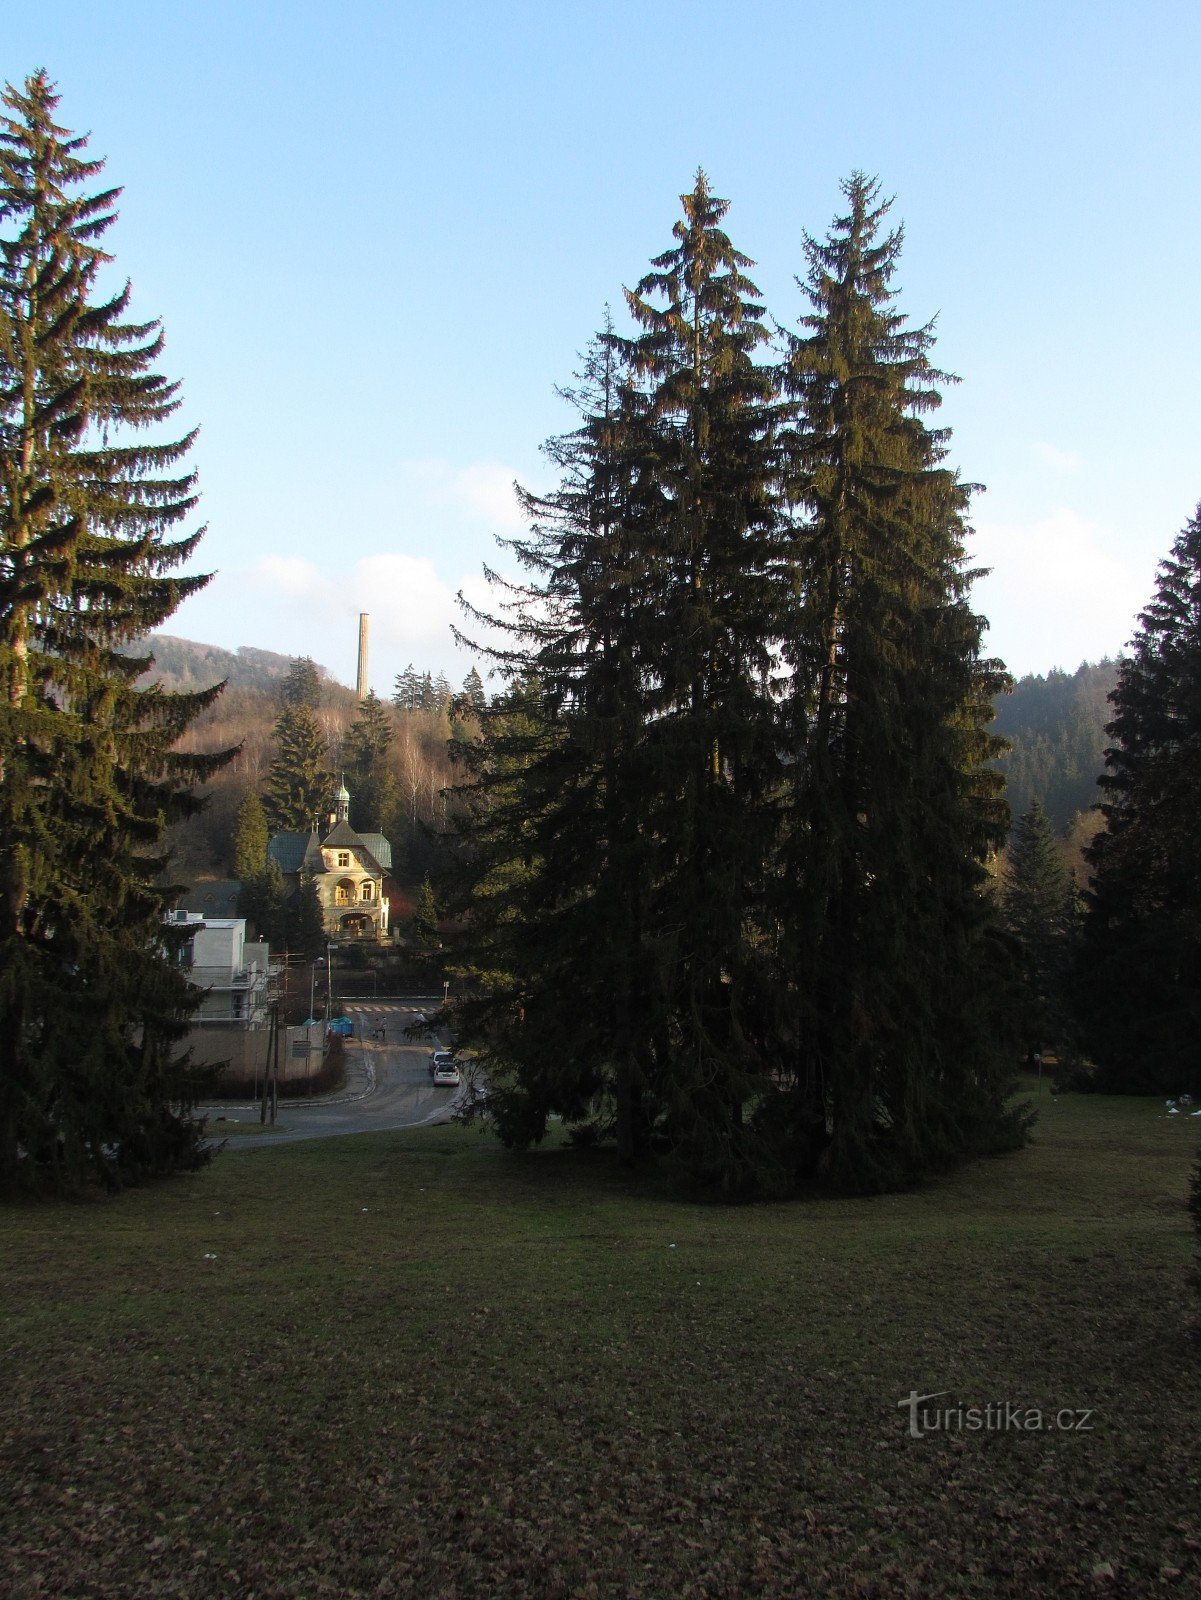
[230,550,513,693]
[970,508,1150,675]
[246,550,454,649]
[255,553,326,599]
[399,458,526,534]
[1030,441,1082,473]
[450,462,526,530]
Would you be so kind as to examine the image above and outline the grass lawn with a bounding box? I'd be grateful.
[2,1084,1199,1598]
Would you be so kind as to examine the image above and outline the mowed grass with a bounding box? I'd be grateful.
[3,1088,1200,1598]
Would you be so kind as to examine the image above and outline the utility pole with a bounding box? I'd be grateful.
[259,1006,273,1125]
[259,1001,281,1125]
[271,1000,280,1123]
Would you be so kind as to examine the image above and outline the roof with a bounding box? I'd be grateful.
[177,879,242,918]
[268,821,392,877]
[358,832,393,871]
[322,818,385,875]
[267,832,311,874]
[321,819,361,850]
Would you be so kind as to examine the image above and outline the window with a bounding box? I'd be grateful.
[361,882,374,901]
[337,852,350,868]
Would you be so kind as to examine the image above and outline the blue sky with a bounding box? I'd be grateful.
[9,1,1201,692]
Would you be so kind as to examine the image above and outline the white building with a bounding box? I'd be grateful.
[165,911,271,1028]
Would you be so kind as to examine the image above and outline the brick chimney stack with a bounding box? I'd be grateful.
[356,612,369,699]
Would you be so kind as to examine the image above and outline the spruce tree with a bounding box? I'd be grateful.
[288,871,326,962]
[238,858,288,946]
[454,177,789,1190]
[413,874,439,946]
[0,72,232,1192]
[775,174,1021,1190]
[232,789,269,880]
[462,666,486,714]
[393,664,420,712]
[448,670,610,1148]
[454,174,1025,1198]
[281,656,321,710]
[233,787,282,941]
[342,689,395,832]
[451,315,659,1161]
[1001,799,1078,1061]
[1080,506,1201,1093]
[262,703,331,833]
[616,172,785,1189]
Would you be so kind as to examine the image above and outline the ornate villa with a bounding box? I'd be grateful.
[267,783,392,940]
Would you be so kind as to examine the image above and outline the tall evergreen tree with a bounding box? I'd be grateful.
[238,857,289,946]
[231,788,269,879]
[774,173,1021,1190]
[526,315,659,1163]
[393,663,421,712]
[1080,506,1201,1094]
[342,689,395,832]
[451,316,656,1159]
[462,665,487,714]
[454,173,1025,1198]
[614,171,786,1189]
[413,873,440,946]
[281,656,321,710]
[0,72,233,1192]
[1001,798,1078,1060]
[232,786,281,940]
[448,669,607,1148]
[454,180,789,1189]
[287,870,326,963]
[262,702,331,833]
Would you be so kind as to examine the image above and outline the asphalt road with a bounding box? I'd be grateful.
[203,1002,464,1152]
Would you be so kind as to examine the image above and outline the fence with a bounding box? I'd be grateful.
[186,1019,332,1098]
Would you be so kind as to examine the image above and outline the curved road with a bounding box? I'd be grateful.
[203,1002,464,1152]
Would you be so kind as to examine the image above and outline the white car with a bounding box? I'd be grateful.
[432,1060,461,1087]
[428,1049,455,1080]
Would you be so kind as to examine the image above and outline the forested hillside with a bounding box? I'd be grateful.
[991,660,1119,832]
[121,633,321,695]
[149,631,1119,886]
[138,633,479,890]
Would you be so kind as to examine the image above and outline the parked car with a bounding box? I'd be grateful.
[428,1049,455,1079]
[432,1061,461,1087]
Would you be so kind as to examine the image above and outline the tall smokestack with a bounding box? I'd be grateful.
[356,612,369,700]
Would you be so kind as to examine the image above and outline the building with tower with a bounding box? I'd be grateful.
[267,781,392,940]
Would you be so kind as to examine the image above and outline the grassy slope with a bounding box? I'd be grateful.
[2,1090,1199,1598]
